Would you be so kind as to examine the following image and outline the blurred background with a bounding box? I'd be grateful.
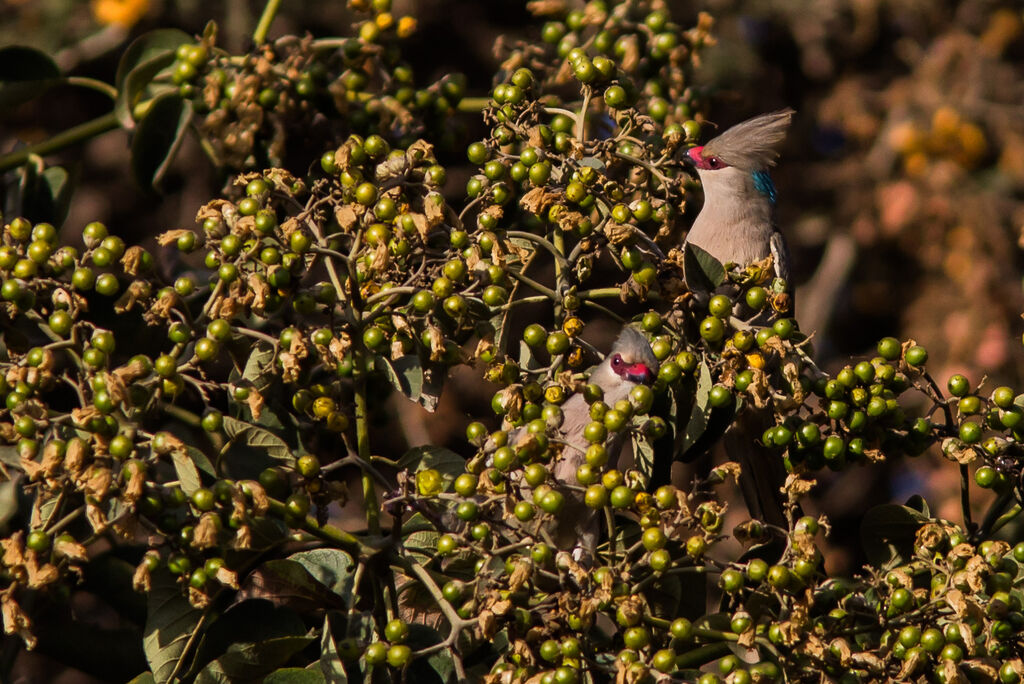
[2,0,1024,679]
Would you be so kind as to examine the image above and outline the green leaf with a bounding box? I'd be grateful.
[126,674,156,684]
[114,29,191,128]
[379,354,423,401]
[860,503,929,569]
[318,613,349,683]
[680,361,713,453]
[631,431,655,488]
[194,600,310,682]
[222,415,292,461]
[187,446,217,478]
[403,529,442,565]
[241,343,276,392]
[194,636,316,683]
[18,164,74,227]
[398,446,464,492]
[143,569,203,684]
[263,669,326,684]
[131,93,193,190]
[0,46,60,108]
[683,242,726,290]
[253,558,348,611]
[289,549,356,599]
[170,447,202,496]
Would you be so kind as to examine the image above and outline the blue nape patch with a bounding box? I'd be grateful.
[752,170,777,204]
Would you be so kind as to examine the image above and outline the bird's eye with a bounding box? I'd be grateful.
[707,156,722,169]
[610,354,623,368]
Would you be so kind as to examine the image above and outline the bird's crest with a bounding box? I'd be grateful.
[700,108,795,171]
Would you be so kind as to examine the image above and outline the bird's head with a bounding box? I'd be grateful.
[596,327,659,390]
[685,109,794,174]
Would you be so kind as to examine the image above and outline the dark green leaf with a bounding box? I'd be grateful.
[131,93,193,190]
[114,29,191,128]
[289,549,356,599]
[143,569,203,684]
[631,432,655,488]
[860,504,929,569]
[263,668,326,684]
[683,242,726,290]
[222,415,292,461]
[187,446,217,478]
[251,559,348,611]
[170,447,202,496]
[194,636,315,683]
[241,344,276,392]
[426,651,457,684]
[18,164,73,227]
[319,613,349,683]
[194,599,308,681]
[379,355,423,401]
[680,361,712,453]
[0,46,60,108]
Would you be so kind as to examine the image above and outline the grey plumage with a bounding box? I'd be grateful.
[531,327,658,555]
[685,109,795,285]
[684,110,797,529]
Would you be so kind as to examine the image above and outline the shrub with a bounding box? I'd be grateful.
[0,2,1022,683]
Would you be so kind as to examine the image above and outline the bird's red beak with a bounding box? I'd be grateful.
[625,363,655,384]
[685,146,704,164]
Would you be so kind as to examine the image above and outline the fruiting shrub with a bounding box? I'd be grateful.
[0,2,1022,683]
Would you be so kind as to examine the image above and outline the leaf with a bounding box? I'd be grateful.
[170,448,202,496]
[194,599,310,682]
[319,613,349,683]
[194,637,316,683]
[379,355,423,401]
[0,46,60,108]
[289,549,356,599]
[222,415,292,461]
[860,504,929,569]
[0,445,18,467]
[114,29,191,128]
[241,344,276,392]
[187,446,217,478]
[398,445,464,483]
[131,93,193,190]
[254,559,348,610]
[683,242,726,290]
[143,569,203,684]
[402,529,441,565]
[680,361,713,453]
[631,432,655,487]
[263,669,326,684]
[126,674,156,684]
[18,164,73,227]
[0,479,18,527]
[425,650,457,684]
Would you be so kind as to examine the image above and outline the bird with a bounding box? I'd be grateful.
[683,109,796,529]
[523,326,659,559]
[684,108,795,290]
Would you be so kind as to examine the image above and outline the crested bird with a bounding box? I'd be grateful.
[684,108,795,289]
[683,109,796,528]
[530,326,659,558]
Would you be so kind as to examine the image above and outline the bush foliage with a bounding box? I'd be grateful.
[0,1,1023,683]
